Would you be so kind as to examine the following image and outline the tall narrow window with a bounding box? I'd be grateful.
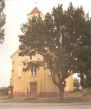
[18,64,22,77]
[30,66,37,76]
[48,69,51,76]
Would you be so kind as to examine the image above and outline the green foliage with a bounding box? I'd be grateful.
[0,87,8,96]
[19,2,91,96]
[0,0,5,43]
[77,20,91,88]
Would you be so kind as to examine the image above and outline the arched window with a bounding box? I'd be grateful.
[30,66,37,76]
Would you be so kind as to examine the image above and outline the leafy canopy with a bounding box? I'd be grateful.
[19,3,91,93]
[0,0,5,43]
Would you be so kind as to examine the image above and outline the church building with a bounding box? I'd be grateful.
[10,7,74,97]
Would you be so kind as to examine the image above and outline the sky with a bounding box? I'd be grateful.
[0,0,91,87]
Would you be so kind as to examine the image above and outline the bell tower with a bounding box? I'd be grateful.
[27,1,43,20]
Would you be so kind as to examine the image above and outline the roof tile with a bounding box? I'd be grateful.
[28,7,41,15]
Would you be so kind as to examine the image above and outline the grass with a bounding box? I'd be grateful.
[1,90,91,103]
[15,91,91,103]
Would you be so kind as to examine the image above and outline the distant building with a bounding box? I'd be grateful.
[10,7,74,97]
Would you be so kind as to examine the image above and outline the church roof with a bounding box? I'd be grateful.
[27,7,41,15]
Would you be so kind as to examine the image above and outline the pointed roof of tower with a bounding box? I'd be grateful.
[27,7,41,15]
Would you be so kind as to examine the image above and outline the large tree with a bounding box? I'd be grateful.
[0,0,5,43]
[77,19,91,89]
[19,3,91,98]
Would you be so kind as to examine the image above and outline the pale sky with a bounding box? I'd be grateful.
[0,0,91,87]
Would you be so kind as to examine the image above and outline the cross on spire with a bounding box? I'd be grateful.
[35,1,38,7]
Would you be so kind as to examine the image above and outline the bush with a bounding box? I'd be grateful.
[0,87,8,96]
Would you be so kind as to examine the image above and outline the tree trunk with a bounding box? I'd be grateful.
[59,85,65,99]
[59,91,64,99]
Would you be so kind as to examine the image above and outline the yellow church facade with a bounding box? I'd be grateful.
[10,7,74,97]
[11,50,73,97]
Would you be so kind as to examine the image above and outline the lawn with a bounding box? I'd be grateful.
[15,90,91,103]
[1,90,91,103]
